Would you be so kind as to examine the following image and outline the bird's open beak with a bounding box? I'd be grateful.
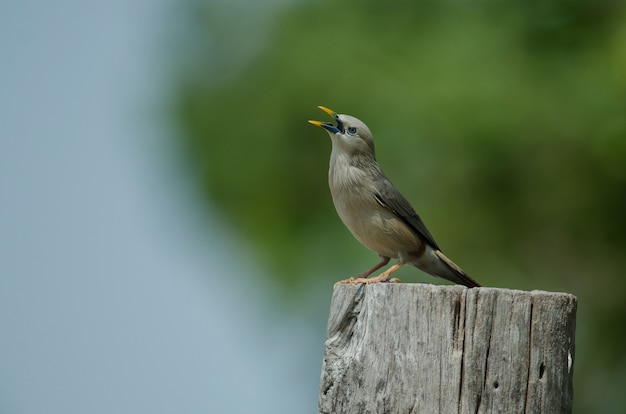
[308,105,342,134]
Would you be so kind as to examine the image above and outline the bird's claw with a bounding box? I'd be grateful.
[333,276,401,289]
[333,278,355,289]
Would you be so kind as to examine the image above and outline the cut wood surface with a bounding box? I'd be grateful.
[318,284,577,414]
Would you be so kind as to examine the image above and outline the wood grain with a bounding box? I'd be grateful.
[318,284,576,414]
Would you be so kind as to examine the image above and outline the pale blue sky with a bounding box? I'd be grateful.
[0,0,321,412]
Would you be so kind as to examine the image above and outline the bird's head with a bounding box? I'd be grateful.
[309,106,376,158]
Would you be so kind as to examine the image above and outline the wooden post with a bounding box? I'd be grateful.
[318,284,577,414]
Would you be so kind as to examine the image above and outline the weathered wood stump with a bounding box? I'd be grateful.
[318,284,577,414]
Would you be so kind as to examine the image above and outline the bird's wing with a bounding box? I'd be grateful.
[374,178,441,251]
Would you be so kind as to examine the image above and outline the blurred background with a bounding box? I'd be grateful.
[1,0,625,413]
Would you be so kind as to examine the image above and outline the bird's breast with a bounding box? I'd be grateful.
[328,161,421,259]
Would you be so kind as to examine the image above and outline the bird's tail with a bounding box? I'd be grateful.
[433,250,481,288]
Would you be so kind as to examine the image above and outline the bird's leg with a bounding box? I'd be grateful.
[359,256,390,278]
[334,260,403,288]
[334,256,390,288]
[358,262,403,284]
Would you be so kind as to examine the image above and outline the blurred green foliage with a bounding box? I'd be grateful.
[173,0,626,412]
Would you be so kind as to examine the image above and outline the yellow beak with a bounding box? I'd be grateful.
[308,105,337,128]
[317,105,335,116]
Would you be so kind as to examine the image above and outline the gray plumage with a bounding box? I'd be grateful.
[309,106,480,288]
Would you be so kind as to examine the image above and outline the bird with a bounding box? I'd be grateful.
[308,106,480,288]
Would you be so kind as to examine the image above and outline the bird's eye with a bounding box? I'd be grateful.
[347,127,357,135]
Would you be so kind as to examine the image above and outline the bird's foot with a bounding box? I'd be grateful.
[333,275,401,289]
[333,277,355,289]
